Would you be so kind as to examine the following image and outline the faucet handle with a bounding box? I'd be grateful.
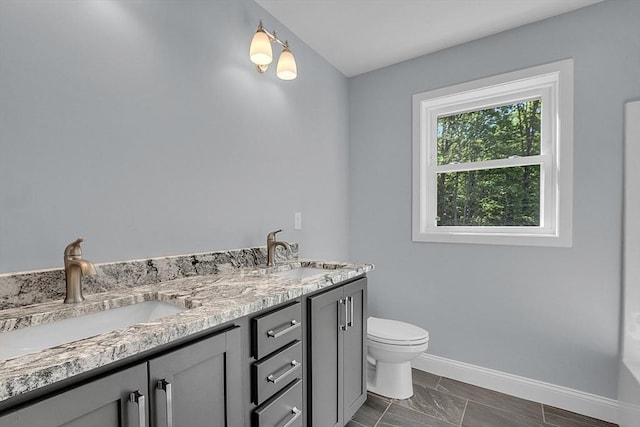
[64,237,85,257]
[267,229,283,240]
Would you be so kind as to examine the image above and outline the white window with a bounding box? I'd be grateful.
[412,59,573,246]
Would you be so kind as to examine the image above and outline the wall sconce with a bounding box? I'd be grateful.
[249,20,297,80]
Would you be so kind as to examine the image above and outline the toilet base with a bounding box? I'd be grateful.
[367,360,414,400]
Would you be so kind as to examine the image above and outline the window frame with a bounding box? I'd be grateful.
[412,59,573,246]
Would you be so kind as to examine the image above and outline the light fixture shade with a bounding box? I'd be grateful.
[276,47,297,80]
[250,30,272,66]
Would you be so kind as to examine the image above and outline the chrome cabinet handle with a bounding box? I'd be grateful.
[157,379,173,427]
[347,296,354,328]
[340,299,348,331]
[267,319,300,338]
[129,390,146,427]
[267,360,301,384]
[282,407,302,427]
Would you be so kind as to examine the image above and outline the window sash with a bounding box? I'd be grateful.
[423,163,553,234]
[426,86,554,167]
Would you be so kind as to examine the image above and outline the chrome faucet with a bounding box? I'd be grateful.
[267,229,290,267]
[63,237,96,303]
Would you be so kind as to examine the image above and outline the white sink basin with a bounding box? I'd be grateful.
[0,300,185,360]
[272,267,333,280]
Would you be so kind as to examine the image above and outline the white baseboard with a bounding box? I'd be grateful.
[412,353,621,425]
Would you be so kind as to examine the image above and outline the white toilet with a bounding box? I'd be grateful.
[366,316,429,399]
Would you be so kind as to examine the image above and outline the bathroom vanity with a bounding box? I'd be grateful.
[0,246,372,427]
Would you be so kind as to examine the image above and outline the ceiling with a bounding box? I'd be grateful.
[255,0,603,77]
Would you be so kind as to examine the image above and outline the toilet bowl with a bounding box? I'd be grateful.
[367,316,429,399]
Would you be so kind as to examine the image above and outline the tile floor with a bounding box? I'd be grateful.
[347,369,618,427]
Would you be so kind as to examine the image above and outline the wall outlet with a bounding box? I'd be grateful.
[294,212,302,230]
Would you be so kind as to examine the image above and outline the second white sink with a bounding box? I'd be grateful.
[0,300,185,360]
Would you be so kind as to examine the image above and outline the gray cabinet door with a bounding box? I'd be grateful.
[308,285,344,427]
[148,326,243,427]
[6,363,148,427]
[308,278,367,427]
[342,278,367,422]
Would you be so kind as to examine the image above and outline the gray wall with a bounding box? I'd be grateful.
[349,0,640,399]
[0,0,349,273]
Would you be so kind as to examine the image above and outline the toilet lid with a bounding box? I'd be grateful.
[367,316,429,344]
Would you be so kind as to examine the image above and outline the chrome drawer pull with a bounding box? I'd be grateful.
[129,390,146,427]
[267,320,300,338]
[282,407,302,427]
[340,299,348,331]
[267,360,301,384]
[347,296,354,328]
[157,379,173,427]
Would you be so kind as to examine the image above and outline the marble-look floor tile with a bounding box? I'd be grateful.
[350,393,390,426]
[543,405,618,427]
[412,368,440,390]
[353,373,618,427]
[462,401,546,427]
[378,404,459,427]
[437,377,544,422]
[395,384,466,425]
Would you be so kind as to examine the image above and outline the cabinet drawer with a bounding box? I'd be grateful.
[252,302,302,360]
[253,378,303,427]
[252,340,302,405]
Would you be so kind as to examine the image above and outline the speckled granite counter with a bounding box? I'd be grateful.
[0,247,373,404]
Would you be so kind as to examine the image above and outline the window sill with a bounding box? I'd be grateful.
[412,230,572,247]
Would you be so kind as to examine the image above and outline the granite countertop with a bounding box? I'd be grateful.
[0,260,373,403]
